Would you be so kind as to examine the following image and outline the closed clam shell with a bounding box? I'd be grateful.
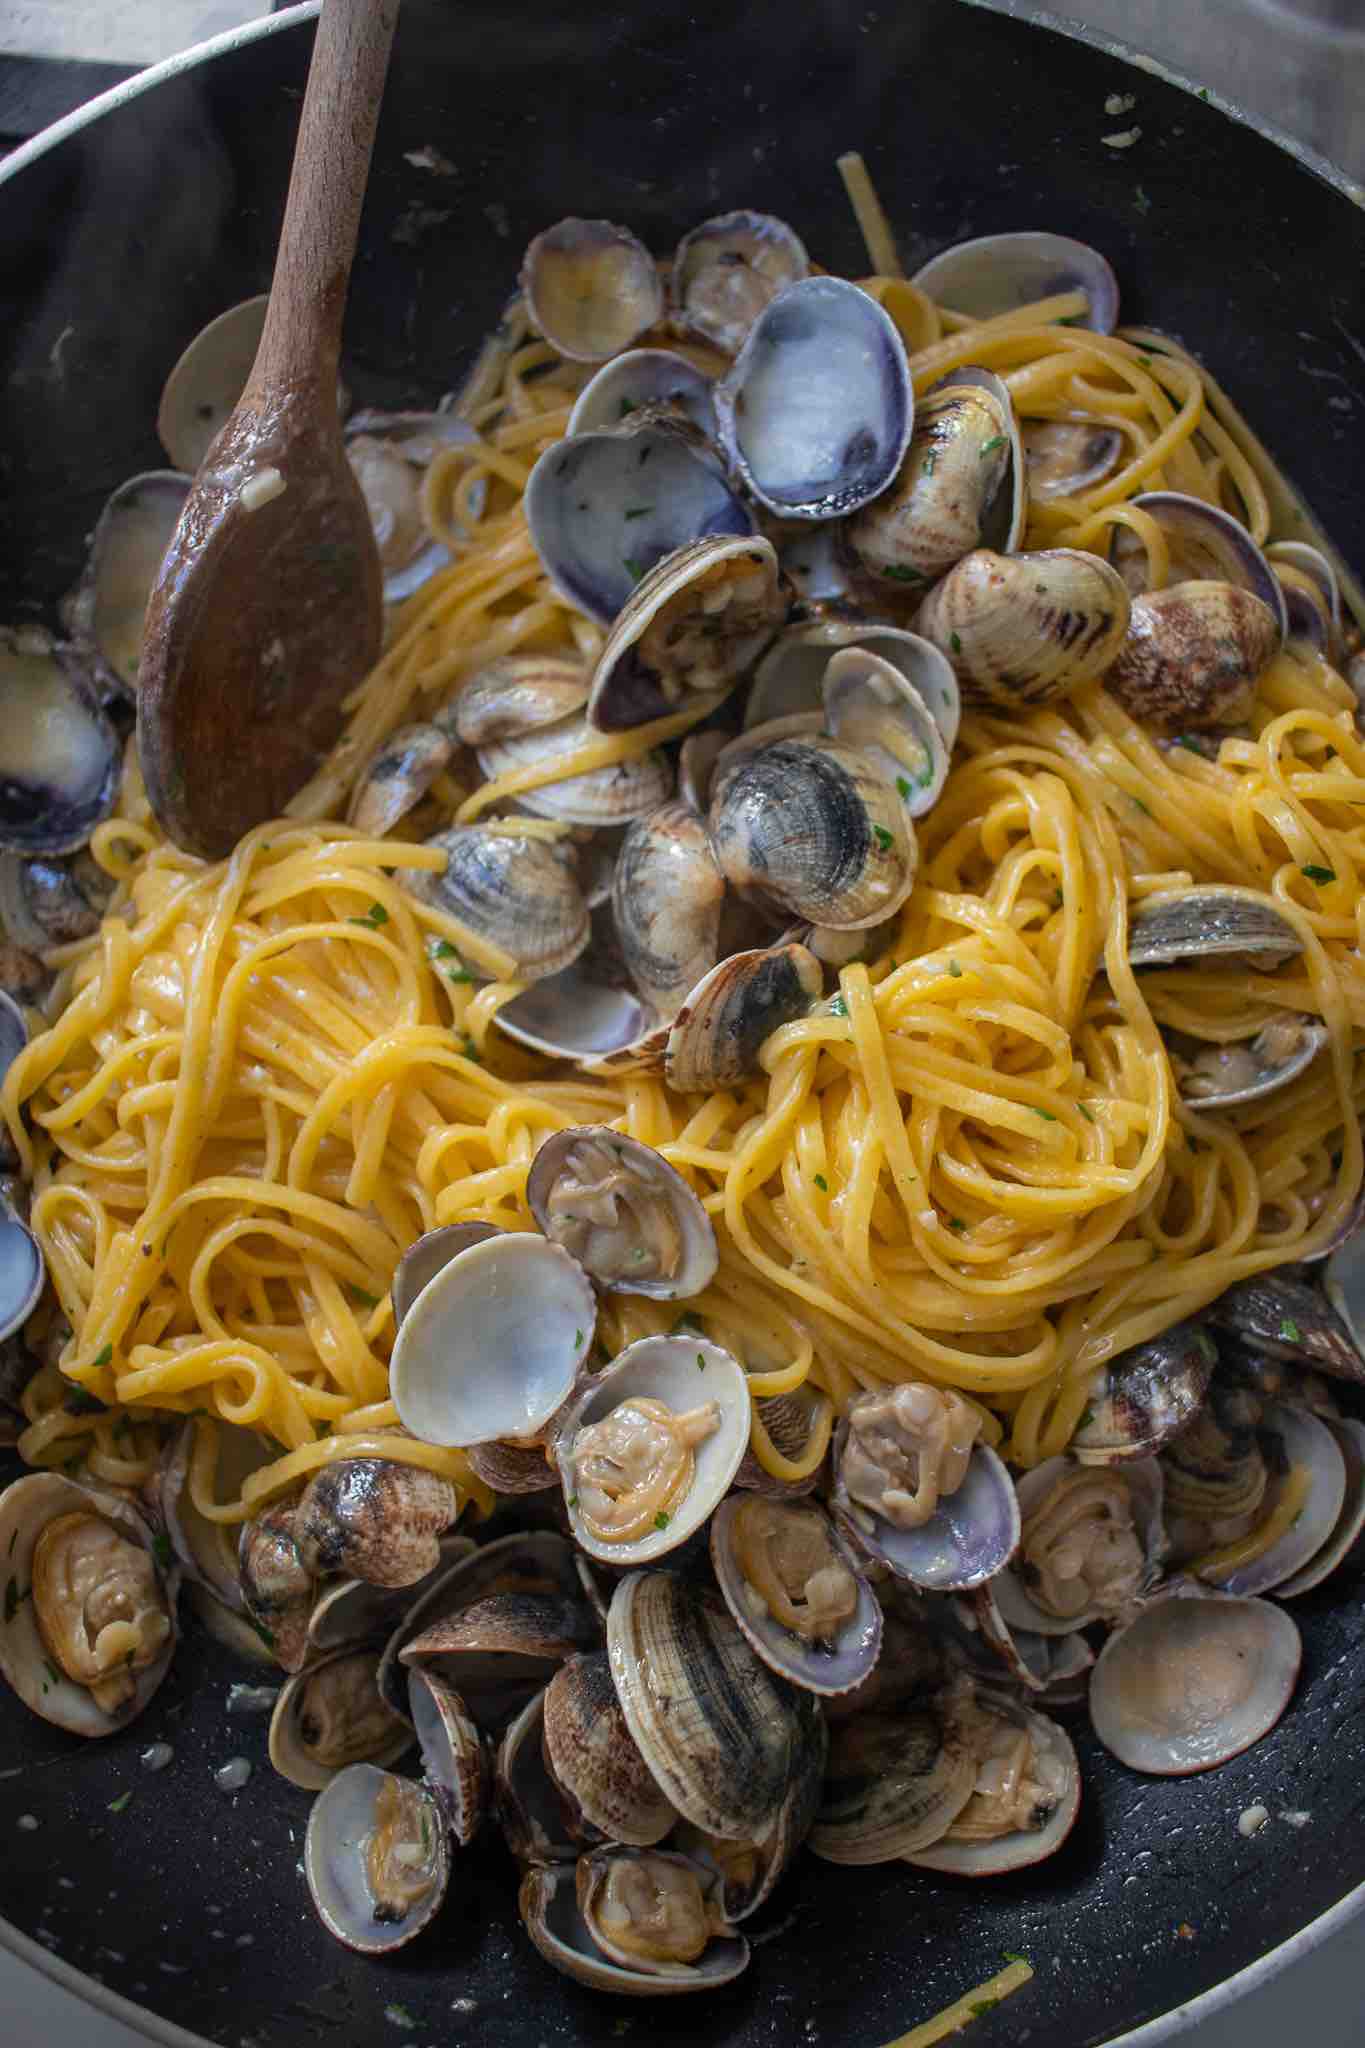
[607,1569,821,1841]
[521,218,663,363]
[810,1700,976,1863]
[477,713,673,827]
[708,736,917,930]
[1104,581,1280,732]
[542,1650,676,1845]
[664,941,823,1094]
[346,722,454,838]
[587,536,784,732]
[1070,1320,1218,1463]
[451,654,589,747]
[292,1459,460,1590]
[527,1125,718,1299]
[611,800,725,1019]
[916,547,1131,709]
[1126,886,1301,971]
[239,1495,313,1672]
[406,824,590,981]
[1089,1592,1300,1775]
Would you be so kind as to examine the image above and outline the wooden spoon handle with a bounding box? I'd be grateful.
[249,0,398,400]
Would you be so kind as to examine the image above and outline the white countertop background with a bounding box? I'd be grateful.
[0,1,1363,2040]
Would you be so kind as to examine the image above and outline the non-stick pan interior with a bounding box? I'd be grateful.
[1,5,1364,2044]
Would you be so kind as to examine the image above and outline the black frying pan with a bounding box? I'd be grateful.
[2,5,1364,2044]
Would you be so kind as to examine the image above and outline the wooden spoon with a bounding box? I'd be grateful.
[139,0,398,859]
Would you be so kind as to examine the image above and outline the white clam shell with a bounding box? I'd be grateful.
[913,231,1119,333]
[63,471,190,701]
[0,627,121,857]
[520,1854,749,1995]
[568,348,718,440]
[305,1762,450,1953]
[672,209,808,354]
[822,645,951,818]
[906,1707,1081,1874]
[476,712,673,827]
[157,295,268,472]
[391,1233,596,1447]
[749,619,961,752]
[391,1223,502,1329]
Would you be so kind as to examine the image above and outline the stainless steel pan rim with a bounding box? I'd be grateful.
[0,2,1360,2043]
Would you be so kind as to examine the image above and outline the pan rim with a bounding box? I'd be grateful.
[0,1,1361,2044]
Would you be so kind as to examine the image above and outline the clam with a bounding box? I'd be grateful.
[1089,1593,1300,1775]
[62,472,190,699]
[1104,582,1280,732]
[678,730,730,814]
[709,1494,882,1697]
[905,1692,1081,1875]
[0,1471,177,1735]
[525,416,754,626]
[451,653,589,747]
[496,1687,578,1865]
[991,1457,1165,1636]
[464,1439,558,1496]
[715,277,912,521]
[345,722,454,838]
[568,349,718,440]
[810,1700,976,1863]
[1111,493,1288,636]
[520,1851,749,1994]
[390,1231,595,1448]
[305,1762,450,1953]
[344,409,475,602]
[307,1536,478,1655]
[967,1580,1094,1699]
[1211,1269,1364,1385]
[526,1126,718,1299]
[843,367,1024,592]
[1277,1417,1365,1597]
[708,736,917,929]
[607,1569,824,1841]
[770,519,857,617]
[671,1726,823,1921]
[610,801,725,1019]
[269,1646,412,1790]
[239,1495,313,1671]
[542,1650,677,1845]
[0,628,120,856]
[1170,1013,1330,1111]
[399,1589,599,1730]
[916,547,1131,710]
[1158,1382,1269,1562]
[404,824,590,981]
[157,296,275,473]
[1022,419,1125,500]
[822,646,951,817]
[391,1221,501,1328]
[912,231,1120,333]
[664,940,823,1093]
[475,712,673,827]
[672,210,809,354]
[495,903,658,1070]
[521,218,663,363]
[1267,539,1341,658]
[0,1192,44,1345]
[407,1665,488,1843]
[0,847,114,949]
[586,535,785,732]
[831,1383,1020,1593]
[1127,887,1302,972]
[749,618,961,751]
[155,1418,275,1620]
[1070,1320,1218,1463]
[556,1335,749,1565]
[1185,1402,1346,1598]
[292,1459,460,1589]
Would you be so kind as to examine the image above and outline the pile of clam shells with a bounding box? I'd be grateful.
[4,1125,1365,1993]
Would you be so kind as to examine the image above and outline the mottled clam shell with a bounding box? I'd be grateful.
[1276,1416,1365,1597]
[268,1645,412,1790]
[305,1763,450,1954]
[568,349,718,440]
[391,1223,503,1329]
[834,1439,1021,1594]
[749,618,961,751]
[345,722,453,838]
[913,231,1120,332]
[378,1530,582,1719]
[672,210,809,354]
[408,1665,487,1843]
[520,1855,750,1995]
[822,646,951,817]
[1104,581,1280,733]
[464,1438,558,1494]
[1022,419,1124,500]
[1112,493,1288,638]
[308,1535,478,1654]
[451,654,589,747]
[734,1387,832,1497]
[906,1705,1082,1875]
[239,1496,313,1672]
[0,627,121,858]
[810,1699,976,1863]
[1089,1592,1300,1775]
[709,1494,883,1697]
[916,547,1131,710]
[607,1569,819,1841]
[399,1589,599,1731]
[664,941,823,1094]
[1127,886,1301,971]
[609,802,725,1020]
[1196,1402,1345,1597]
[1070,1320,1218,1464]
[520,218,663,363]
[526,1126,718,1300]
[292,1459,460,1590]
[63,471,190,700]
[476,713,673,827]
[1324,1227,1365,1379]
[542,1650,676,1845]
[406,825,590,981]
[0,846,113,950]
[715,277,913,521]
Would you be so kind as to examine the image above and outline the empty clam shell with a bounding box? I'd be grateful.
[1194,1401,1346,1597]
[451,653,589,747]
[520,1852,750,1995]
[269,1646,411,1791]
[400,1590,598,1731]
[496,1686,579,1865]
[64,471,190,700]
[495,903,659,1069]
[710,1494,882,1697]
[913,231,1120,333]
[405,824,590,981]
[527,1126,718,1299]
[1276,1416,1365,1597]
[916,546,1131,710]
[521,218,663,363]
[1105,580,1280,733]
[568,349,719,440]
[749,619,961,751]
[610,801,725,1020]
[1127,886,1301,971]
[587,535,784,732]
[1089,1593,1300,1775]
[0,1194,44,1346]
[344,410,475,603]
[476,713,673,827]
[408,1666,487,1843]
[1112,493,1288,638]
[1022,418,1124,500]
[525,417,754,626]
[672,210,809,354]
[305,1762,450,1953]
[822,646,951,817]
[715,277,913,521]
[1070,1320,1218,1464]
[158,295,267,473]
[391,1223,502,1328]
[0,628,120,857]
[556,1334,750,1565]
[390,1232,596,1447]
[1267,540,1341,657]
[664,941,823,1094]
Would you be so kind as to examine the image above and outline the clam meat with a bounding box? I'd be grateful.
[526,1126,717,1298]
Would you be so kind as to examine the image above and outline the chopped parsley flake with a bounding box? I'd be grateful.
[574,1329,583,1347]
[922,452,937,476]
[247,1616,276,1651]
[950,631,962,655]
[1138,354,1154,369]
[1173,734,1204,752]
[979,435,1006,457]
[813,1173,829,1192]
[65,1388,108,1416]
[947,960,963,978]
[1134,186,1152,215]
[43,1659,61,1688]
[107,1790,134,1815]
[460,1034,483,1064]
[1278,1317,1302,1344]
[568,1494,579,1509]
[897,776,912,800]
[1078,1102,1095,1122]
[1131,795,1153,817]
[1057,313,1087,327]
[349,902,389,929]
[152,1531,173,1570]
[654,1512,670,1531]
[1197,85,1211,101]
[1033,1108,1059,1122]
[6,1530,14,1558]
[1302,864,1336,884]
[92,1344,113,1369]
[428,936,474,982]
[630,1246,648,1262]
[948,1217,966,1234]
[623,506,653,521]
[618,397,638,417]
[873,824,894,852]
[697,1352,707,1373]
[1052,888,1064,910]
[830,995,849,1018]
[348,1287,379,1310]
[880,563,924,583]
[623,555,647,583]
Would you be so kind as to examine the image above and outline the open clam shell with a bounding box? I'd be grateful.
[391,1232,596,1448]
[823,645,951,817]
[527,1126,718,1299]
[308,1535,478,1655]
[709,1494,882,1698]
[834,1434,1021,1594]
[1112,492,1288,638]
[1267,539,1341,657]
[519,1853,750,1995]
[157,295,269,473]
[0,627,120,857]
[749,618,961,751]
[521,218,663,363]
[64,471,191,700]
[0,1195,44,1345]
[556,1335,749,1565]
[906,1702,1081,1875]
[1276,1417,1365,1597]
[344,409,474,604]
[542,1649,677,1846]
[0,1471,178,1736]
[912,231,1119,333]
[157,1418,276,1613]
[268,1645,412,1791]
[967,1580,1094,1698]
[715,277,913,521]
[496,1686,578,1865]
[1089,1592,1300,1775]
[1172,1014,1330,1111]
[1127,886,1301,971]
[345,721,454,837]
[1070,1320,1218,1464]
[1194,1401,1346,1597]
[399,1589,599,1732]
[391,1222,502,1329]
[0,847,113,950]
[568,349,718,440]
[494,903,659,1070]
[1212,1269,1364,1386]
[991,1455,1165,1636]
[305,1763,450,1954]
[672,209,809,354]
[407,1665,487,1843]
[525,417,753,626]
[378,1530,582,1718]
[664,940,823,1093]
[811,1698,976,1863]
[1022,418,1125,500]
[476,712,674,825]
